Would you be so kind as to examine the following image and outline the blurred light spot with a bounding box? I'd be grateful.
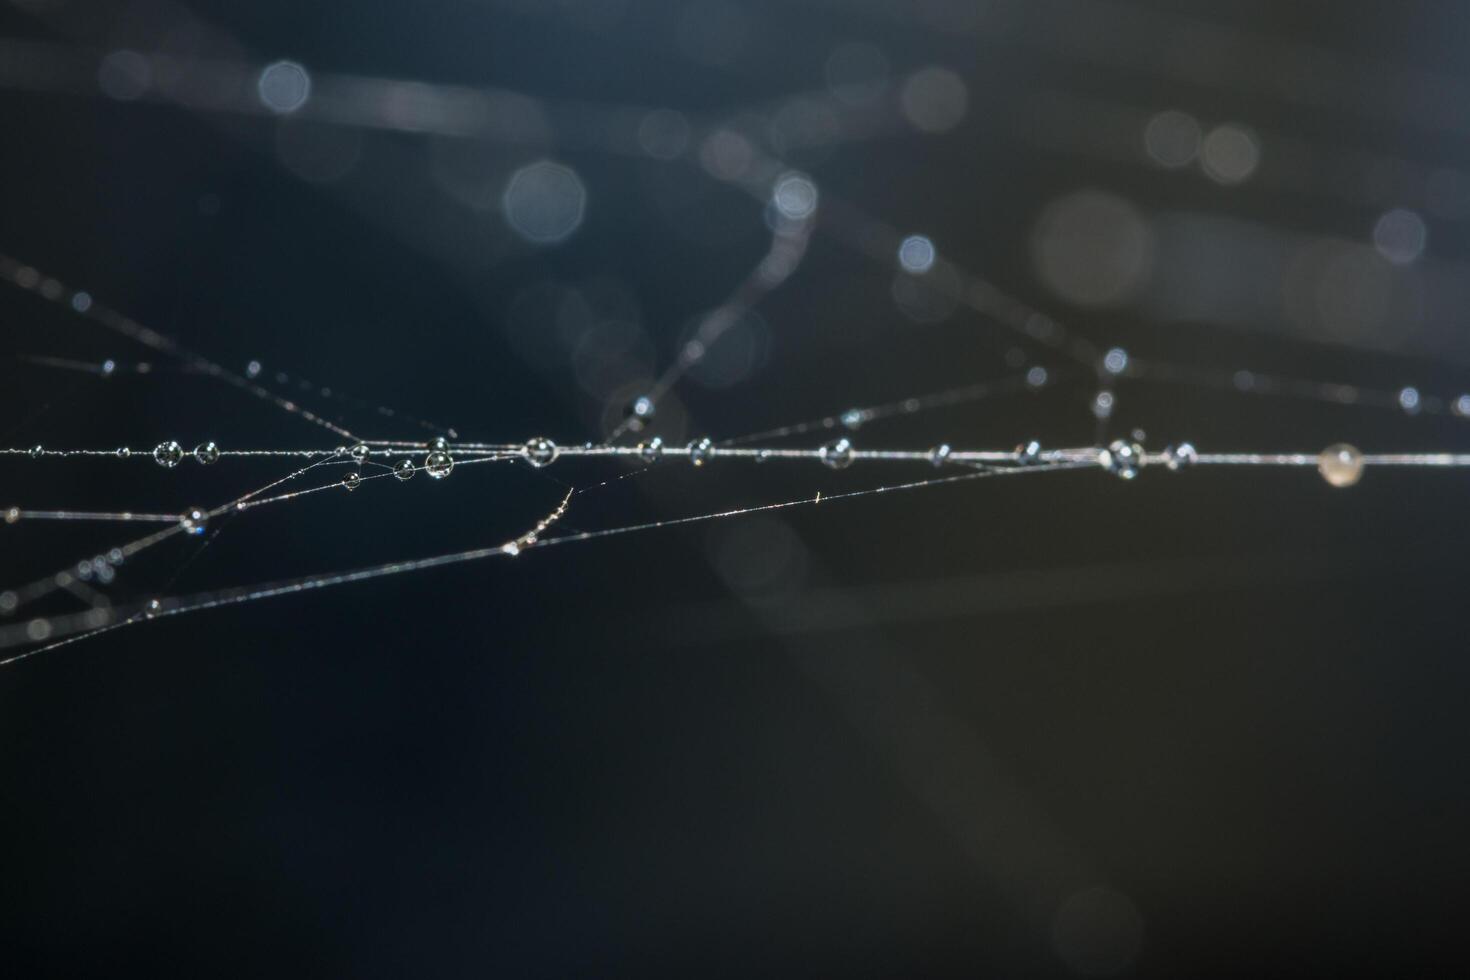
[1032,191,1153,307]
[1399,386,1421,414]
[698,128,753,182]
[824,42,890,105]
[1303,243,1394,344]
[675,0,748,67]
[572,319,655,398]
[684,310,770,388]
[1091,390,1115,419]
[1052,886,1144,976]
[1026,365,1049,388]
[1103,347,1129,375]
[257,60,311,114]
[1143,110,1200,168]
[1372,208,1427,265]
[503,161,587,245]
[900,67,968,133]
[70,291,91,313]
[1455,394,1470,417]
[276,122,361,184]
[898,234,936,274]
[1201,124,1259,184]
[772,172,818,220]
[98,50,150,101]
[708,515,808,604]
[637,109,690,160]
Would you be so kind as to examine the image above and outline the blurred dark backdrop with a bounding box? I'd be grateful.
[5,1,1470,976]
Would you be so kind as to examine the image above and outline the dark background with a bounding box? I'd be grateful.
[5,0,1470,975]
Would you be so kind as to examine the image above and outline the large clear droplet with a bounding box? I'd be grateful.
[523,437,559,468]
[427,435,450,452]
[1318,443,1363,488]
[1164,443,1197,470]
[424,451,454,479]
[1102,440,1144,480]
[153,441,183,468]
[687,438,715,466]
[393,459,415,481]
[194,441,220,465]
[341,472,361,491]
[820,438,855,470]
[180,507,208,535]
[637,437,664,463]
[349,443,370,462]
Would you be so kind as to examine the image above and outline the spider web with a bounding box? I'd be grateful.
[2,1,1469,667]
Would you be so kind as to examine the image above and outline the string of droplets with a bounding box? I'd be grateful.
[3,227,1468,661]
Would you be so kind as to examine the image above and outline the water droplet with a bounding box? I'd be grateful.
[393,459,415,481]
[1102,440,1144,479]
[929,444,952,467]
[840,408,866,430]
[424,451,454,479]
[624,395,656,431]
[341,472,361,490]
[180,507,208,535]
[1103,347,1129,375]
[116,447,131,459]
[820,438,855,470]
[427,435,450,452]
[755,449,772,463]
[1398,386,1421,415]
[1318,443,1363,488]
[1091,391,1115,420]
[637,437,664,463]
[688,437,715,466]
[144,598,162,618]
[1164,443,1197,470]
[153,441,183,467]
[1026,365,1049,389]
[1015,441,1042,464]
[5,507,19,523]
[194,441,220,465]
[100,359,116,377]
[245,360,262,379]
[523,437,559,468]
[27,445,42,459]
[349,443,370,462]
